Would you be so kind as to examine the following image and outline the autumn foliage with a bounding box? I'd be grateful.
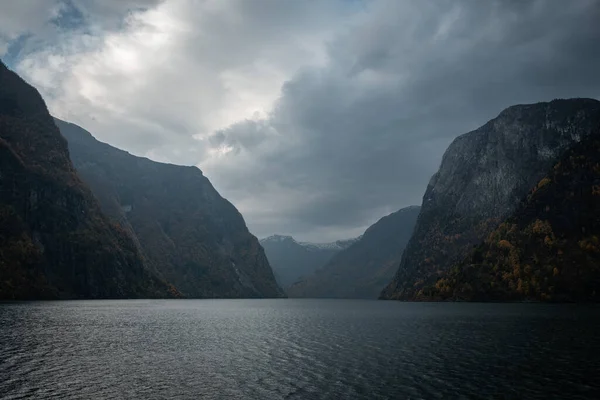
[426,136,600,302]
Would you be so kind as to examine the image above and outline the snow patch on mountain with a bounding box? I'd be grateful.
[260,234,362,251]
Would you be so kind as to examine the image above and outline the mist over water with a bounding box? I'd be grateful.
[1,300,598,399]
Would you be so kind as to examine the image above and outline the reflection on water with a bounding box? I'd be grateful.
[1,299,598,399]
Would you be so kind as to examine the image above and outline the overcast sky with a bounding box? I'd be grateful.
[2,0,599,242]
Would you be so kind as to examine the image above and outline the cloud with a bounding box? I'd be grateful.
[0,1,161,60]
[0,0,61,57]
[205,0,600,240]
[14,0,350,160]
[5,0,600,241]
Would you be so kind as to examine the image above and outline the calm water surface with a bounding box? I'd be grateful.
[0,300,598,399]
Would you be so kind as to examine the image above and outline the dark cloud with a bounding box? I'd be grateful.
[4,0,600,241]
[209,0,600,240]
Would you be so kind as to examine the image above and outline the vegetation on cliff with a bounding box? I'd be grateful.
[426,135,600,301]
[381,99,600,300]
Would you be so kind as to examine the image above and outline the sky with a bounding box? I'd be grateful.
[1,0,600,242]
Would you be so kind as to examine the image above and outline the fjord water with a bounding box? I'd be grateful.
[1,300,598,399]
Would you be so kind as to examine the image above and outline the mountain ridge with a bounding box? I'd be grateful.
[56,118,285,299]
[427,133,600,301]
[261,234,361,252]
[288,205,420,299]
[381,98,600,300]
[259,234,358,288]
[0,60,175,299]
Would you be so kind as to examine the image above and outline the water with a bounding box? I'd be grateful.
[0,300,598,399]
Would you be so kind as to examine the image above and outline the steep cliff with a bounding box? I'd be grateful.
[428,135,600,301]
[288,206,420,298]
[56,119,284,298]
[381,98,600,300]
[260,235,357,287]
[0,61,174,299]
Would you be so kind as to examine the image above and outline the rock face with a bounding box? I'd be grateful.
[260,235,358,287]
[56,119,284,298]
[430,134,600,301]
[0,61,174,299]
[288,206,420,299]
[381,98,600,300]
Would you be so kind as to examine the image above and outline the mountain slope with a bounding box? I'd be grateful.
[288,206,420,298]
[381,98,600,300]
[260,235,358,287]
[428,135,600,301]
[0,61,173,299]
[56,118,284,298]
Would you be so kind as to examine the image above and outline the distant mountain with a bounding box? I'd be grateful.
[298,237,361,251]
[287,206,420,298]
[0,61,175,299]
[260,235,359,287]
[56,119,284,299]
[381,98,600,300]
[427,134,600,301]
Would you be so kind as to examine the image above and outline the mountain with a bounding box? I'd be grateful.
[260,234,359,287]
[56,118,284,298]
[287,206,420,298]
[381,98,600,300]
[426,134,600,301]
[0,61,175,299]
[298,238,361,252]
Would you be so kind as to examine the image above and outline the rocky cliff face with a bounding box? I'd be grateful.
[260,235,357,288]
[288,206,420,299]
[0,61,174,299]
[381,98,600,300]
[430,134,600,301]
[56,119,284,298]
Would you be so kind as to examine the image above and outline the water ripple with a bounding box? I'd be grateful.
[1,300,599,399]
